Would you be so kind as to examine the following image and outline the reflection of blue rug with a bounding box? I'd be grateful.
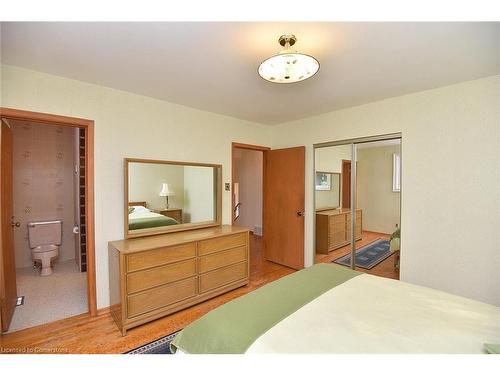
[333,239,392,269]
[127,332,178,354]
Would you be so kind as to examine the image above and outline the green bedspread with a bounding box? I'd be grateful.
[484,343,500,354]
[128,216,179,230]
[171,263,361,354]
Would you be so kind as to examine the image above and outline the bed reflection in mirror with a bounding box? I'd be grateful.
[125,159,221,237]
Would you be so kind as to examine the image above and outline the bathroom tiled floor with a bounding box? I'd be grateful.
[8,259,88,332]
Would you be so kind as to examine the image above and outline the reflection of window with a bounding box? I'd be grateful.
[393,153,401,192]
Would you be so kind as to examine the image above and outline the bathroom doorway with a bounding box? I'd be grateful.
[0,108,96,334]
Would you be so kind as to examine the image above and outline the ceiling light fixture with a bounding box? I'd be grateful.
[258,34,320,84]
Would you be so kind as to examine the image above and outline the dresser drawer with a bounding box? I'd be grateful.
[199,245,247,273]
[347,222,362,229]
[199,261,247,293]
[126,243,196,272]
[198,233,246,255]
[346,212,362,222]
[127,259,196,294]
[332,214,347,224]
[127,277,197,318]
[330,231,347,246]
[329,221,346,233]
[347,227,362,238]
[356,226,362,237]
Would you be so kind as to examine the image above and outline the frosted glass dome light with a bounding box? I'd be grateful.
[258,34,319,84]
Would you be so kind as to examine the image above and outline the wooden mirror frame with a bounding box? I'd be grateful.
[124,158,222,239]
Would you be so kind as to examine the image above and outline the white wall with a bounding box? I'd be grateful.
[315,144,351,173]
[271,75,500,306]
[234,148,263,233]
[183,166,215,223]
[128,163,184,210]
[1,65,272,308]
[357,144,401,234]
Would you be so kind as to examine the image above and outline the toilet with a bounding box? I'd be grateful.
[27,220,62,276]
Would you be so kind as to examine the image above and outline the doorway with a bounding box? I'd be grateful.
[341,160,351,209]
[232,145,264,234]
[0,108,96,334]
[232,142,305,272]
[232,143,268,280]
[314,134,402,280]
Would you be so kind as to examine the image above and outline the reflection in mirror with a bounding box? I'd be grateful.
[314,144,351,212]
[126,159,220,237]
[315,172,341,210]
[314,144,352,264]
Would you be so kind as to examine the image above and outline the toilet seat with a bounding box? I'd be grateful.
[31,244,58,253]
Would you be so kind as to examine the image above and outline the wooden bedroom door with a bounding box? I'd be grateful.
[263,146,305,270]
[342,160,351,209]
[0,119,17,332]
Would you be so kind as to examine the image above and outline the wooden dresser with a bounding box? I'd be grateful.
[316,209,362,254]
[108,225,249,335]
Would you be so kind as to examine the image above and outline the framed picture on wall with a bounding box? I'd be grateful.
[315,172,332,191]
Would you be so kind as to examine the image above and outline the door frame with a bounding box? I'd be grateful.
[0,118,16,331]
[231,143,270,231]
[313,132,402,268]
[0,107,97,323]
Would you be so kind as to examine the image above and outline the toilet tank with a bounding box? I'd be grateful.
[27,220,62,248]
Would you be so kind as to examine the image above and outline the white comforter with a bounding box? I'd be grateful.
[129,209,164,220]
[247,274,500,353]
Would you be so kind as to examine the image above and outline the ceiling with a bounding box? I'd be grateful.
[1,22,499,125]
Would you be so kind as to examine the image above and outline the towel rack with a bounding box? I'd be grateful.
[27,220,62,227]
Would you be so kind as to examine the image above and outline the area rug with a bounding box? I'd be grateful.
[126,331,178,354]
[333,239,392,269]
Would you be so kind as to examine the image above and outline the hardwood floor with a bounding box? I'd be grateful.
[315,230,400,280]
[0,235,295,354]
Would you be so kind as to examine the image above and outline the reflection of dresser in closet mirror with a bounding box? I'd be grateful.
[125,158,222,238]
[315,171,363,254]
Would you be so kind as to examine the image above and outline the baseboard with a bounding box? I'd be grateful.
[97,306,111,316]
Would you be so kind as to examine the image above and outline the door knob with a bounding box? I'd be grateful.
[297,211,305,217]
[11,221,20,228]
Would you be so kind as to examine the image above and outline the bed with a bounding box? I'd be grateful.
[128,202,179,230]
[171,263,500,354]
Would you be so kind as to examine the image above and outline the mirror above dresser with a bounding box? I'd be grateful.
[125,158,222,238]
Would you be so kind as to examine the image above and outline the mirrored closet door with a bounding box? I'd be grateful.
[314,134,402,280]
